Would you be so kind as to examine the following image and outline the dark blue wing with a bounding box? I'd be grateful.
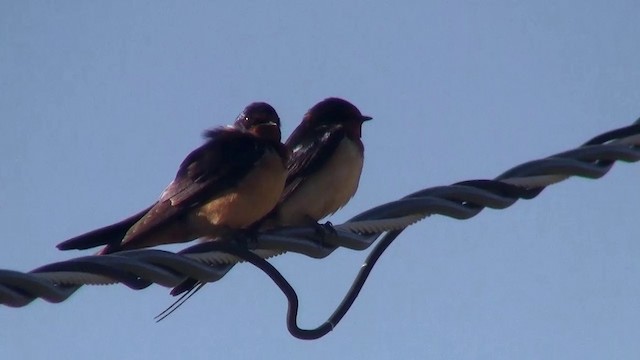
[280,123,345,202]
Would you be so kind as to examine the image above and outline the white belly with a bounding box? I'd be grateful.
[278,138,363,225]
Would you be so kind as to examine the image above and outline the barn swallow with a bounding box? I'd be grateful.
[168,98,372,301]
[263,97,372,228]
[57,102,288,254]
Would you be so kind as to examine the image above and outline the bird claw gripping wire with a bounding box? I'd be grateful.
[1,120,640,339]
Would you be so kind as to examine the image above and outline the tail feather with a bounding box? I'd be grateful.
[170,278,199,296]
[56,206,152,251]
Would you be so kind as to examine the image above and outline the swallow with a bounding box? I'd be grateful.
[168,97,372,300]
[56,102,288,255]
[263,97,372,229]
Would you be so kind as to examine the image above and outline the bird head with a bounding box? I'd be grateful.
[234,102,282,142]
[303,97,372,139]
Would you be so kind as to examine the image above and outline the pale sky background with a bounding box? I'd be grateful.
[2,1,640,359]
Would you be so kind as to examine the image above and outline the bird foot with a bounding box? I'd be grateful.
[311,221,337,247]
[231,228,260,249]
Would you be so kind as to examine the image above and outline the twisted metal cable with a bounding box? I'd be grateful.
[1,121,639,333]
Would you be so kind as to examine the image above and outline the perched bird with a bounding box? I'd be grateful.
[262,97,372,229]
[57,102,288,254]
[168,97,372,303]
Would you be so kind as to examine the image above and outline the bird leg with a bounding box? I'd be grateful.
[303,216,337,248]
[230,228,260,250]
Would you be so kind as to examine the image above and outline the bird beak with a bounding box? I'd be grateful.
[362,115,373,122]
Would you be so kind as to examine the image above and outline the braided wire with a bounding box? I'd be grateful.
[1,121,639,321]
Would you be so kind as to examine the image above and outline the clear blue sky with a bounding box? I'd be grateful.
[2,1,640,359]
